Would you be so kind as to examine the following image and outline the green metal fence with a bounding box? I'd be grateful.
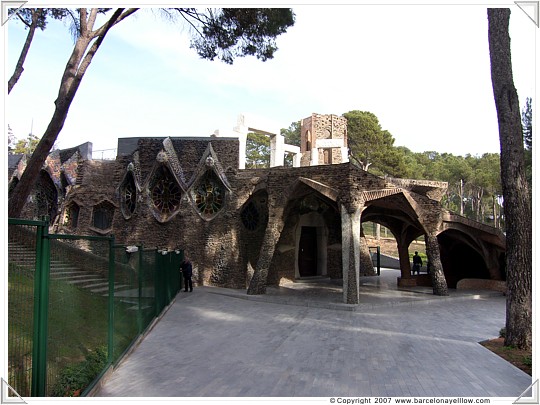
[8,218,182,397]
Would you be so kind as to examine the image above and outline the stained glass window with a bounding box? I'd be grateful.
[151,166,182,214]
[120,171,137,217]
[193,172,224,218]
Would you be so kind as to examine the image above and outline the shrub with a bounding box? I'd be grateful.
[499,327,506,339]
[51,346,108,397]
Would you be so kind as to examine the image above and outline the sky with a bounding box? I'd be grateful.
[2,1,538,159]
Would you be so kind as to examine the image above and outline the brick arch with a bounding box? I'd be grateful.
[437,229,492,288]
[361,191,426,239]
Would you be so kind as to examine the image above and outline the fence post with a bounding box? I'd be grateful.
[107,236,115,364]
[31,217,50,397]
[377,246,381,276]
[137,245,143,335]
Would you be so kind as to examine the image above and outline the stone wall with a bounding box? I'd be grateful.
[35,135,504,294]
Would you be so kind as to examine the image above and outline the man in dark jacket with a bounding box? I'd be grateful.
[180,257,193,292]
[412,251,423,275]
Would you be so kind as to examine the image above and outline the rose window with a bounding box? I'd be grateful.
[241,201,260,231]
[151,170,182,214]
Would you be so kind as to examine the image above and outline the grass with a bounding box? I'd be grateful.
[9,265,140,396]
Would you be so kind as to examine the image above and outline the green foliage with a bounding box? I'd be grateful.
[281,120,301,146]
[51,346,108,397]
[499,327,506,338]
[344,110,397,172]
[8,8,70,30]
[189,8,295,64]
[245,132,270,168]
[282,121,301,167]
[13,134,40,155]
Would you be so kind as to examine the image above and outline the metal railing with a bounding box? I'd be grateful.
[8,217,182,397]
[368,246,381,276]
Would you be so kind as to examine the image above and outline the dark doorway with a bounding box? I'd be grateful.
[298,226,318,277]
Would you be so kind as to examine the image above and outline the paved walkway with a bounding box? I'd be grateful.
[96,269,531,398]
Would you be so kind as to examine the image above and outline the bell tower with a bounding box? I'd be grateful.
[300,113,348,166]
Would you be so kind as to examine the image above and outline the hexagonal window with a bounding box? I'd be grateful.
[92,201,115,231]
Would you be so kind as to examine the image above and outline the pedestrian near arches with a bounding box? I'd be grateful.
[412,251,423,275]
[180,256,193,292]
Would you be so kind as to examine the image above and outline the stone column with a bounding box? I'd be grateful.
[237,132,247,169]
[293,152,302,167]
[310,147,319,166]
[425,233,449,296]
[247,210,284,295]
[341,147,349,163]
[341,204,363,304]
[270,134,285,167]
[398,241,412,279]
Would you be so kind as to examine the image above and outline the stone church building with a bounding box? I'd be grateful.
[8,113,506,304]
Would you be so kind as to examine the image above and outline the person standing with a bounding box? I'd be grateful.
[412,251,423,275]
[180,257,193,292]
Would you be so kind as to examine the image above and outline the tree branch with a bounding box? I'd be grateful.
[80,8,88,35]
[16,11,31,28]
[8,9,42,93]
[86,8,99,32]
[92,8,139,37]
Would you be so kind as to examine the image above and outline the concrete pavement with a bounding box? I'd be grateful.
[96,269,531,398]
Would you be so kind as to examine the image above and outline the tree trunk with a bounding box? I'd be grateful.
[8,9,42,94]
[488,8,532,350]
[8,9,133,219]
[8,34,92,218]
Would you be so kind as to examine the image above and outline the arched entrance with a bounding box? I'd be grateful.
[298,226,317,276]
[295,211,328,278]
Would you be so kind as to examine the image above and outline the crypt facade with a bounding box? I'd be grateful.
[8,114,506,304]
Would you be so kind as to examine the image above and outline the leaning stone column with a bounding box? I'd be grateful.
[425,233,449,296]
[247,217,284,295]
[341,204,363,304]
[397,241,412,279]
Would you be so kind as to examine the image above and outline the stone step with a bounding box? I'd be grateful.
[67,278,105,286]
[92,283,129,297]
[51,271,94,277]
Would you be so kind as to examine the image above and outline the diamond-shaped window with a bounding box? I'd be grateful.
[191,170,226,220]
[148,164,183,222]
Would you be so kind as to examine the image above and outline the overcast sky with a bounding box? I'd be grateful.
[3,1,537,158]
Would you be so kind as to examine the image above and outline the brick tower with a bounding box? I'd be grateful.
[300,113,348,166]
